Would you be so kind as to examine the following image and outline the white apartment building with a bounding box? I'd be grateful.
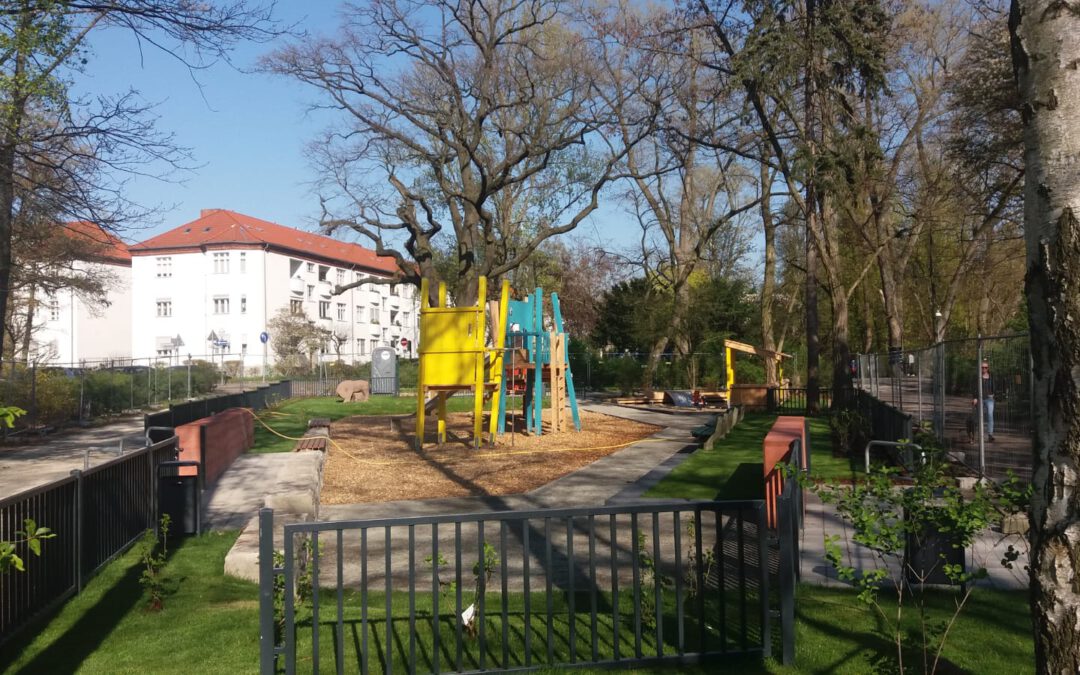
[129,209,420,373]
[36,221,133,365]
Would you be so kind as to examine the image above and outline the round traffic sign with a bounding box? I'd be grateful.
[259,331,270,344]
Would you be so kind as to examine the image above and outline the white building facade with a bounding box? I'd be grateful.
[129,209,419,373]
[35,224,133,365]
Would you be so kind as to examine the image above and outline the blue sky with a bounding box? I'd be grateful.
[75,3,627,248]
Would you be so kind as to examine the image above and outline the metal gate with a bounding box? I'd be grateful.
[259,499,795,673]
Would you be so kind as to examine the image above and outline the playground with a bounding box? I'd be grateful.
[320,409,657,503]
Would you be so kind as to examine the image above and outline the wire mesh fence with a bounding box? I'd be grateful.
[854,334,1032,481]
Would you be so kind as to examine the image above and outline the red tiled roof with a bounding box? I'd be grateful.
[129,209,399,275]
[62,221,131,265]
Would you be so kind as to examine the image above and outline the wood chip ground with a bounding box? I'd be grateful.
[321,410,659,504]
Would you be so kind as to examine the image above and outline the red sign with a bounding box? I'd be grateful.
[400,338,409,347]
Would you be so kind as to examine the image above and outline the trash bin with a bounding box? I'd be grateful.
[158,460,201,535]
[904,507,965,585]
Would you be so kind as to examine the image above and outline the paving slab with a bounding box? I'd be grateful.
[0,415,147,498]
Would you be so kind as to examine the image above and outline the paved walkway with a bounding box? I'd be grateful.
[0,415,147,498]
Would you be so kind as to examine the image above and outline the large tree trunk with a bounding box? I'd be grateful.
[830,286,852,408]
[1010,3,1080,672]
[803,0,821,412]
[0,28,28,369]
[760,150,779,386]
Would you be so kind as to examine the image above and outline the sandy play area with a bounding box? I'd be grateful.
[320,410,658,504]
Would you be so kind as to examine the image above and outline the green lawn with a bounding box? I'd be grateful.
[251,395,548,453]
[0,533,1032,674]
[250,396,475,453]
[645,414,859,501]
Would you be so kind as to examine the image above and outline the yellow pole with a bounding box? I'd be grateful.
[472,276,487,447]
[436,281,448,444]
[415,277,430,450]
[725,345,736,390]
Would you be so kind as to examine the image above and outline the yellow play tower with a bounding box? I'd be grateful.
[415,276,510,449]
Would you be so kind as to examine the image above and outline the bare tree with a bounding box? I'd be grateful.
[594,6,757,391]
[0,1,280,364]
[266,0,634,306]
[1010,1,1080,671]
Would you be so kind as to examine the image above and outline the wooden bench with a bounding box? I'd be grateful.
[294,436,328,452]
[308,418,331,430]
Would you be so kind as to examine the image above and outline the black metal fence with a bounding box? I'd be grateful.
[287,379,345,399]
[143,381,291,430]
[850,389,914,444]
[260,498,794,674]
[0,434,179,645]
[855,334,1030,480]
[767,387,835,413]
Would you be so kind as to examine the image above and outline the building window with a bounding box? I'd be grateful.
[369,307,380,324]
[390,284,399,296]
[213,252,229,274]
[307,262,314,273]
[49,298,60,321]
[213,296,230,314]
[319,301,330,319]
[369,339,378,353]
[239,252,247,273]
[290,299,304,315]
[358,338,366,355]
[336,302,346,320]
[382,327,388,340]
[336,269,345,285]
[240,295,247,314]
[156,300,172,317]
[157,347,174,358]
[307,285,314,299]
[355,305,362,322]
[402,311,410,324]
[318,265,329,282]
[156,256,172,278]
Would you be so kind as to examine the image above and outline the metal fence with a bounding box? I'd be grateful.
[0,434,179,645]
[260,497,798,674]
[143,381,291,430]
[855,333,1032,481]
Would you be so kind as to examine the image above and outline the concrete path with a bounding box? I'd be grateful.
[0,415,147,498]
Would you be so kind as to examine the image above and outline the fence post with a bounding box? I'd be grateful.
[258,508,276,674]
[756,502,771,659]
[71,469,83,593]
[778,494,795,665]
[976,336,986,476]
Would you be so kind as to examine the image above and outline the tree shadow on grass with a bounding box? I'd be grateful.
[4,559,144,674]
[716,463,765,501]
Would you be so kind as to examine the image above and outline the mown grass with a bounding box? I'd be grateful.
[250,396,474,453]
[251,394,549,453]
[644,414,859,501]
[0,533,1032,674]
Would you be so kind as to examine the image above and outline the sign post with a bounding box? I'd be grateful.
[260,331,270,383]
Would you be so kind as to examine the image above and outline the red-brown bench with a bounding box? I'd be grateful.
[763,416,807,528]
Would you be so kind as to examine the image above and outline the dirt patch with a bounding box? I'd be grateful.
[321,410,658,504]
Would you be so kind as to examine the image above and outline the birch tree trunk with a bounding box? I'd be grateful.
[1010,2,1080,671]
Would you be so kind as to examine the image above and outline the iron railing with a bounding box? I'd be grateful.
[143,381,290,430]
[0,434,178,645]
[260,499,791,674]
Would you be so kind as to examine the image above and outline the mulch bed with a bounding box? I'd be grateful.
[321,410,658,504]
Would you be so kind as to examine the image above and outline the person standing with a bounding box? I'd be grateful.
[972,359,995,442]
